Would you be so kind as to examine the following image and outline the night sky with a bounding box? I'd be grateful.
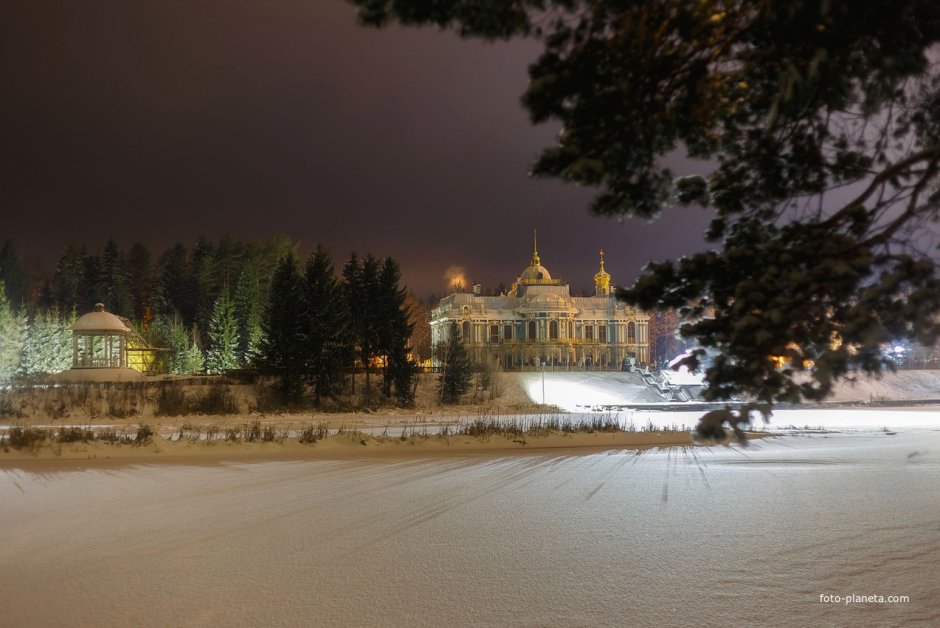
[2,0,713,298]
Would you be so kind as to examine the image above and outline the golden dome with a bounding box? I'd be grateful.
[518,230,556,284]
[594,249,612,296]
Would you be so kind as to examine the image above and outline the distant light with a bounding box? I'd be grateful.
[894,345,905,354]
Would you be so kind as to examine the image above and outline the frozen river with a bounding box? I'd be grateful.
[2,410,939,627]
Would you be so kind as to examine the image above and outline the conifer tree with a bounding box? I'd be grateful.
[51,243,86,312]
[247,234,299,306]
[189,237,218,342]
[23,307,74,376]
[344,254,380,396]
[126,242,153,322]
[342,254,363,394]
[0,241,29,308]
[183,326,206,375]
[55,308,77,372]
[78,253,102,313]
[205,285,239,374]
[0,282,27,383]
[19,311,44,378]
[376,257,416,402]
[154,244,191,323]
[159,315,191,375]
[438,322,471,404]
[20,309,61,376]
[261,252,306,403]
[102,239,134,317]
[233,262,264,367]
[302,246,353,404]
[388,343,417,406]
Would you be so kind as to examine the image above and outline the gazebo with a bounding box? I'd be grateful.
[72,303,130,369]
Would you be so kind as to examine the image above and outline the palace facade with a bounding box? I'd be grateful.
[430,241,649,370]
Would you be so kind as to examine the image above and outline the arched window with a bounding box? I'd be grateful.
[528,320,537,340]
[627,322,636,342]
[462,321,471,342]
[549,320,558,339]
[568,321,573,338]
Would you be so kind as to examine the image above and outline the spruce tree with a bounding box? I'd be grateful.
[438,322,471,404]
[376,257,416,402]
[342,254,363,394]
[51,243,86,312]
[55,308,76,372]
[351,254,381,397]
[0,241,29,308]
[389,343,417,406]
[302,246,352,404]
[0,282,27,383]
[233,262,264,368]
[154,244,191,323]
[183,326,206,375]
[126,242,153,321]
[261,252,306,403]
[189,237,218,342]
[78,253,102,313]
[102,239,134,317]
[248,234,299,307]
[205,284,239,374]
[20,309,59,377]
[161,315,190,374]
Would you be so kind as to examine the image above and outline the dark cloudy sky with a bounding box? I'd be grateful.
[1,0,713,298]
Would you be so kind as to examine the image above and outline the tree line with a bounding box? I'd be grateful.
[0,236,427,406]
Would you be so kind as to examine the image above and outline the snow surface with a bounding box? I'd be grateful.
[512,369,940,411]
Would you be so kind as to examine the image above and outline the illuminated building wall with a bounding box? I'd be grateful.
[430,243,649,370]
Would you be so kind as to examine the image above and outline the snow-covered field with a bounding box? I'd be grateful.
[515,370,940,411]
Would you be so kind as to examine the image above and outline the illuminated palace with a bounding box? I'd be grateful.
[430,240,650,370]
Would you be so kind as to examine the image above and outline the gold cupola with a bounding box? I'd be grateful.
[594,249,611,296]
[518,229,558,285]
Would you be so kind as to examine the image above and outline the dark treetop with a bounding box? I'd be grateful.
[352,0,940,403]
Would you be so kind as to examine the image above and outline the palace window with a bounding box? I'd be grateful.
[504,324,513,340]
[462,321,471,342]
[490,324,500,343]
[585,326,594,340]
[528,320,537,340]
[599,325,607,342]
[627,322,636,342]
[549,320,558,340]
